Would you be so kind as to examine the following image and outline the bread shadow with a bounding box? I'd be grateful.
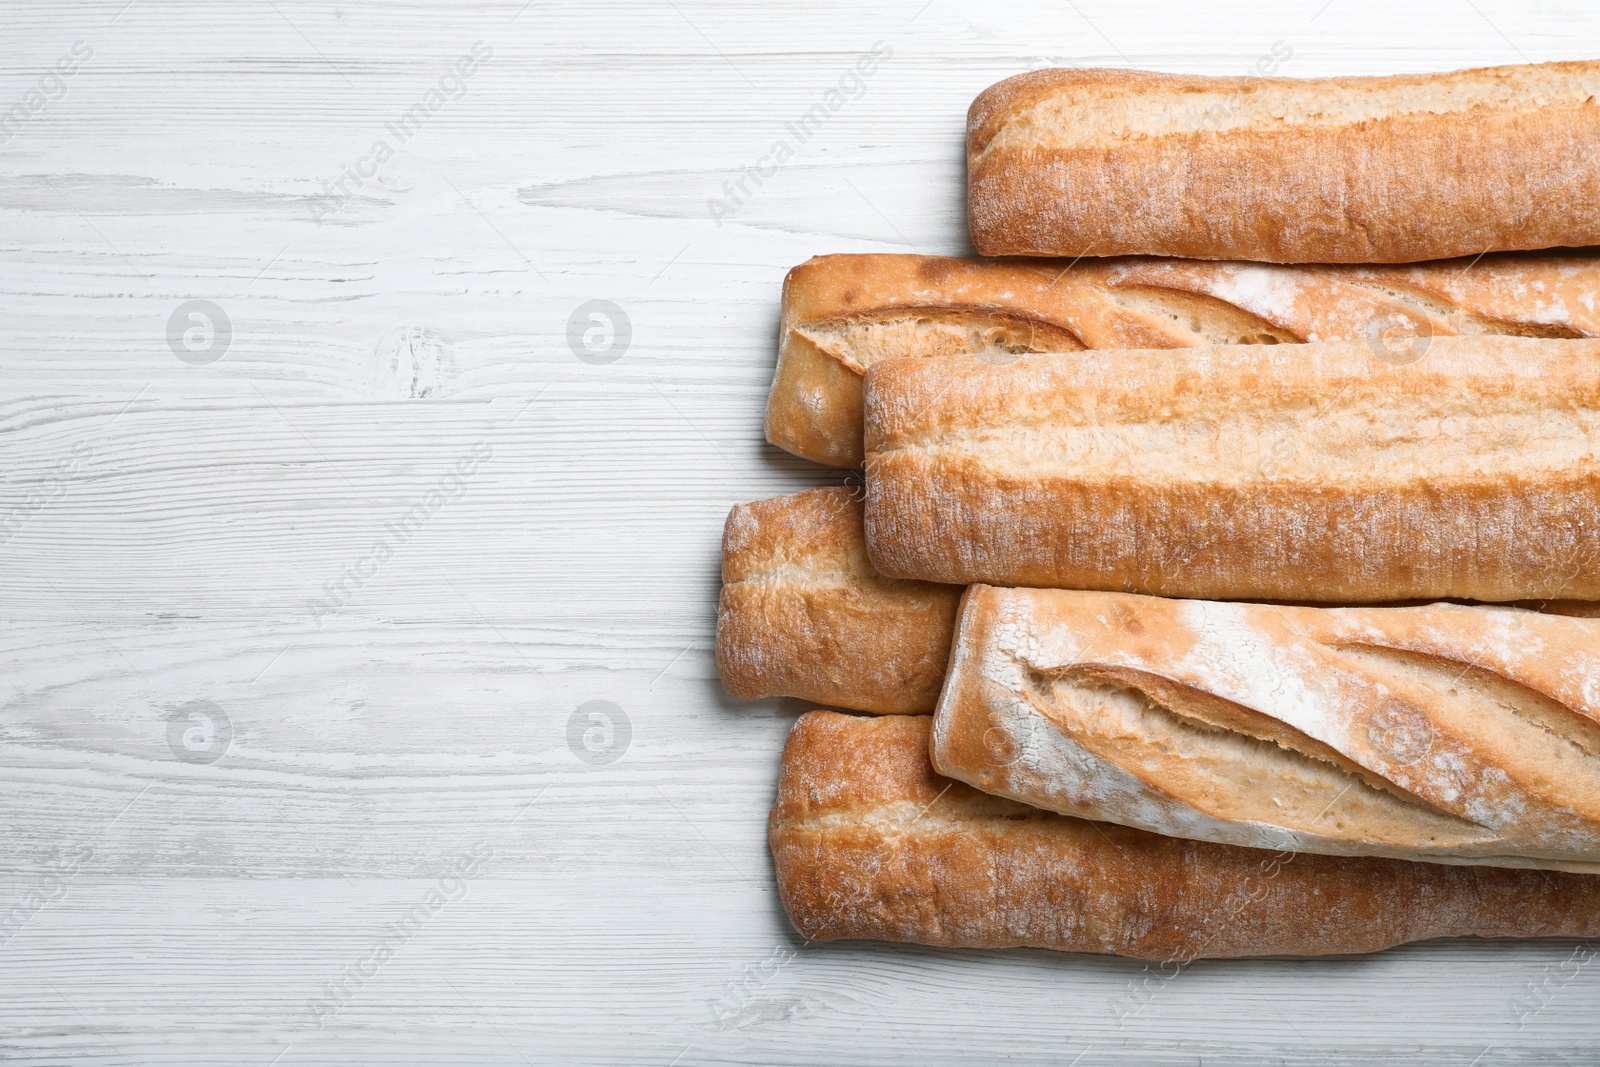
[788,933,1426,977]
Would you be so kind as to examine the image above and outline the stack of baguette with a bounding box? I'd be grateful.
[718,61,1600,960]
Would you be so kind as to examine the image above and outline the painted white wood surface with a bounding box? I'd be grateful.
[4,1,1600,1062]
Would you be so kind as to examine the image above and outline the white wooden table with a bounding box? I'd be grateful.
[4,1,1599,1062]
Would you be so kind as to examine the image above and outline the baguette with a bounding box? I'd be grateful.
[863,336,1600,603]
[768,252,1600,467]
[773,710,1600,959]
[718,488,1600,713]
[968,62,1600,263]
[716,487,961,714]
[932,585,1600,872]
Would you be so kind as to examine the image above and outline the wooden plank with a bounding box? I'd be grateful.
[5,0,1600,1061]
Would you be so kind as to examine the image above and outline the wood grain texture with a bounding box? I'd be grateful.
[4,1,1600,1063]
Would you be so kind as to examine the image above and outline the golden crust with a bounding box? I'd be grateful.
[932,586,1600,870]
[716,487,961,714]
[863,338,1600,603]
[968,62,1600,262]
[765,254,1163,468]
[771,711,1600,959]
[765,252,1600,467]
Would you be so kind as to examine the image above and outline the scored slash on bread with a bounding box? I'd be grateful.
[932,586,1600,872]
[766,252,1600,468]
[772,711,1600,958]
